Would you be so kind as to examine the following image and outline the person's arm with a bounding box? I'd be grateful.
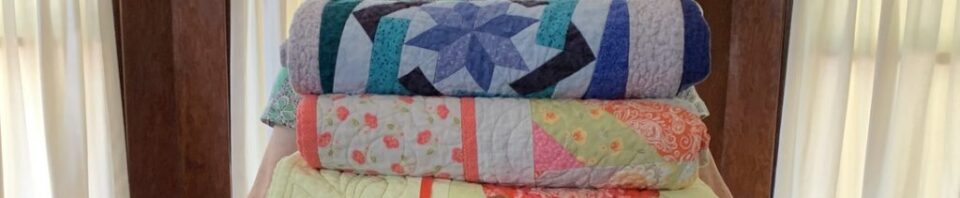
[247,127,298,198]
[699,149,733,198]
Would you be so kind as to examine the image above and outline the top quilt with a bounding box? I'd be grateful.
[285,0,710,99]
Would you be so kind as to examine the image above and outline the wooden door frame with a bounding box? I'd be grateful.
[114,0,792,197]
[698,0,792,197]
[114,0,231,197]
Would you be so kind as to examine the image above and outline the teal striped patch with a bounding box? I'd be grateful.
[536,0,579,49]
[318,0,362,93]
[525,85,556,98]
[366,18,412,94]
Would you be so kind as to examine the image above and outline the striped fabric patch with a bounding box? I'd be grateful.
[318,0,362,93]
[525,85,555,98]
[680,0,710,91]
[366,17,412,94]
[584,0,630,99]
[535,0,578,49]
[459,98,480,182]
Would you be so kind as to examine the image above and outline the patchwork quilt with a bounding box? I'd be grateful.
[285,0,710,99]
[263,68,711,129]
[296,94,710,190]
[268,153,718,198]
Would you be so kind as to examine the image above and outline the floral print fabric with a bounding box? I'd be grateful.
[310,94,465,178]
[261,68,301,128]
[296,94,709,190]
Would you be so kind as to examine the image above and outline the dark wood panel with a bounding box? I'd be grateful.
[716,0,790,197]
[115,0,182,196]
[695,0,790,197]
[116,0,231,197]
[697,0,733,164]
[171,0,231,197]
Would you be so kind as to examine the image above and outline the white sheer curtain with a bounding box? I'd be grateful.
[777,0,959,197]
[230,0,302,197]
[0,0,128,198]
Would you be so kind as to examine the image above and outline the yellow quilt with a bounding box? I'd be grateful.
[268,153,717,198]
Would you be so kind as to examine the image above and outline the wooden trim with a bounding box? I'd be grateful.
[697,0,732,164]
[115,0,231,197]
[697,0,791,197]
[720,0,790,197]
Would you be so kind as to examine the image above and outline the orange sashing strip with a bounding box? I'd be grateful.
[419,177,434,198]
[297,95,321,168]
[459,98,480,182]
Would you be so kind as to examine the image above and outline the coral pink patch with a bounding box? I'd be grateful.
[351,150,366,165]
[416,130,432,145]
[532,123,583,174]
[391,163,405,174]
[437,104,449,119]
[364,113,378,129]
[317,132,332,147]
[336,106,349,121]
[601,101,709,161]
[383,135,400,149]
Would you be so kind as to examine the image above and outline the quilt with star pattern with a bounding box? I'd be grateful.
[285,0,710,99]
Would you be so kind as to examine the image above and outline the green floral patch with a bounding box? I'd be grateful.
[261,68,301,128]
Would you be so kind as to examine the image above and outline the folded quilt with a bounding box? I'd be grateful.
[268,153,719,198]
[263,68,711,128]
[297,94,710,190]
[285,0,710,99]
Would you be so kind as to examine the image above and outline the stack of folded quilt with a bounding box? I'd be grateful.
[260,0,716,197]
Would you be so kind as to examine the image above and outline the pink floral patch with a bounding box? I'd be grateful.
[336,106,349,121]
[391,163,405,174]
[352,150,366,165]
[416,130,432,145]
[383,135,400,149]
[317,131,332,147]
[364,113,378,129]
[437,104,449,119]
